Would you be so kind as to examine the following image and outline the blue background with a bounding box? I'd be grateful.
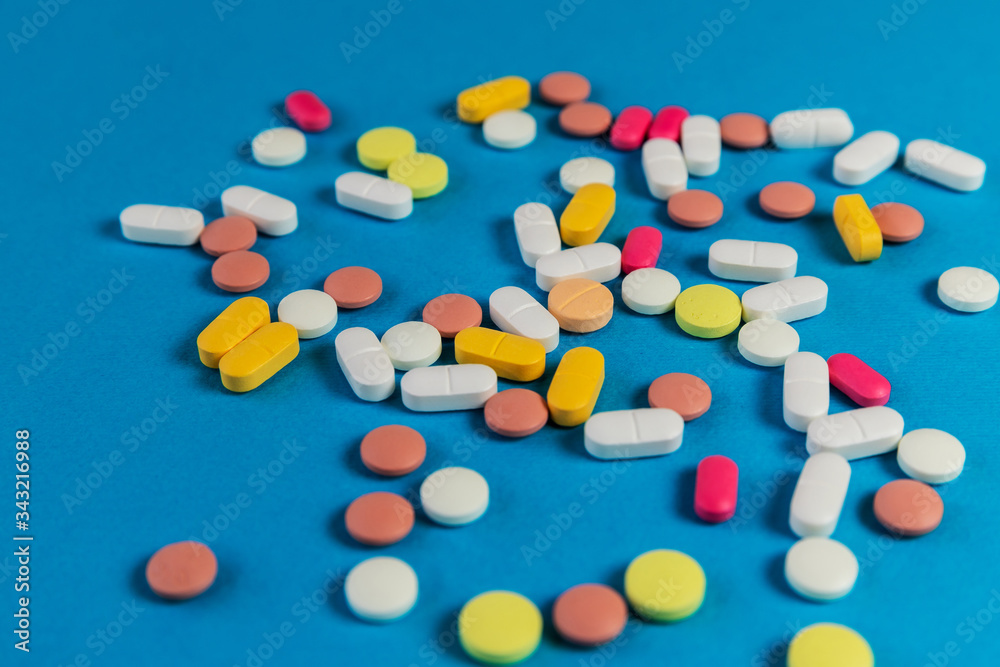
[4,0,1000,664]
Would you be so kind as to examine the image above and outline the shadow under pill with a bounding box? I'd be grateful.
[766,552,800,602]
[130,560,161,603]
[100,218,122,240]
[922,278,943,308]
[673,466,700,524]
[856,490,882,534]
[764,471,797,537]
[317,185,339,208]
[685,253,712,279]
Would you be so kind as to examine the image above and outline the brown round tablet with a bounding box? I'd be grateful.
[200,216,257,257]
[344,492,415,546]
[873,479,943,537]
[360,425,426,476]
[539,71,591,106]
[211,250,270,292]
[648,372,712,421]
[759,182,816,219]
[666,190,724,228]
[484,389,548,438]
[547,278,614,333]
[552,583,628,646]
[422,293,482,338]
[871,202,924,242]
[324,266,383,308]
[145,541,218,600]
[559,102,613,137]
[720,112,769,149]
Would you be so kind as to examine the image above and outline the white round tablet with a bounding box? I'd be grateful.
[252,127,307,167]
[344,556,418,622]
[737,319,799,366]
[380,321,442,371]
[277,289,338,339]
[784,537,858,602]
[483,110,536,150]
[622,268,681,315]
[559,157,615,194]
[937,266,999,312]
[419,467,489,526]
[897,428,965,484]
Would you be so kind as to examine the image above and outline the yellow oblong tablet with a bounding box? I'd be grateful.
[674,284,741,338]
[196,296,270,368]
[356,127,417,171]
[457,76,531,124]
[833,194,883,262]
[560,183,616,246]
[787,623,874,667]
[387,153,448,199]
[624,549,705,622]
[454,327,545,382]
[459,591,542,665]
[219,322,299,392]
[547,347,604,427]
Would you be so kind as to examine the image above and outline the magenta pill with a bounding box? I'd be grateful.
[647,106,689,142]
[610,106,653,151]
[621,226,662,274]
[828,353,891,407]
[694,455,738,523]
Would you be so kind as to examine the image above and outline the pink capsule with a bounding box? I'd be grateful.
[694,455,738,523]
[284,90,331,133]
[647,106,689,142]
[609,106,653,151]
[828,353,891,407]
[621,226,662,274]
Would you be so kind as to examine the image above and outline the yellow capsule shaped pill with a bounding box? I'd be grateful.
[560,183,616,246]
[456,76,530,124]
[219,322,299,392]
[197,296,270,368]
[833,194,882,262]
[454,327,546,382]
[547,347,604,427]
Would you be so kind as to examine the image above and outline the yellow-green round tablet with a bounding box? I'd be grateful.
[458,591,542,664]
[624,549,705,622]
[387,153,448,199]
[674,284,741,338]
[787,623,874,667]
[356,127,416,170]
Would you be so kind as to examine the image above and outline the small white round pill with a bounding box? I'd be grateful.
[784,537,858,602]
[737,319,800,366]
[252,127,307,167]
[897,428,965,484]
[277,289,338,339]
[419,467,489,526]
[344,556,418,622]
[621,268,681,315]
[559,157,615,194]
[380,322,442,371]
[483,110,536,150]
[937,266,999,312]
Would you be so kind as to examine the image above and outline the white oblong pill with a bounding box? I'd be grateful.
[741,276,828,322]
[251,127,307,167]
[806,406,905,460]
[380,321,442,370]
[641,138,687,200]
[621,268,681,315]
[400,364,497,412]
[335,327,395,402]
[559,156,615,194]
[488,286,560,353]
[277,289,338,339]
[833,131,899,185]
[119,204,204,246]
[419,466,489,526]
[483,110,536,150]
[896,428,965,484]
[681,115,721,177]
[708,239,798,283]
[784,537,858,602]
[221,185,298,236]
[584,408,684,460]
[513,202,561,268]
[783,352,829,432]
[345,556,418,622]
[937,266,999,312]
[904,139,986,192]
[737,319,800,367]
[789,452,851,537]
[770,108,853,149]
[335,171,413,221]
[535,243,621,292]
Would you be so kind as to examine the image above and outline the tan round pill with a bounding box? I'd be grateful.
[484,389,549,438]
[871,202,924,242]
[360,425,426,476]
[145,541,218,600]
[344,492,415,546]
[553,583,628,646]
[422,293,482,338]
[324,266,383,308]
[720,112,769,149]
[548,278,614,333]
[539,71,591,106]
[759,182,816,219]
[648,373,712,421]
[211,250,270,292]
[667,190,724,228]
[200,216,257,257]
[559,102,613,137]
[873,479,943,537]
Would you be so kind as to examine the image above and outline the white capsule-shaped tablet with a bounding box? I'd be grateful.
[559,156,615,194]
[221,185,298,236]
[483,110,536,150]
[937,266,999,312]
[345,556,418,622]
[252,127,307,167]
[737,319,800,366]
[335,327,395,402]
[741,276,828,323]
[784,537,858,602]
[833,131,899,185]
[400,364,497,412]
[584,408,684,460]
[681,115,721,177]
[641,138,687,200]
[513,202,561,268]
[806,406,905,460]
[277,289,338,339]
[335,171,413,220]
[380,321,442,370]
[708,239,798,283]
[119,204,204,246]
[419,467,489,526]
[535,243,622,292]
[783,352,830,432]
[770,108,853,149]
[789,452,851,537]
[896,428,966,484]
[904,139,986,192]
[488,286,560,353]
[621,268,681,315]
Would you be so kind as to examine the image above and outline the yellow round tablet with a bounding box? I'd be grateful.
[624,549,705,622]
[674,284,741,338]
[356,127,416,170]
[387,153,448,199]
[458,591,542,664]
[787,623,874,667]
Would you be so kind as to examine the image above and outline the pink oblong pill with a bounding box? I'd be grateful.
[285,90,331,132]
[694,455,738,523]
[621,226,662,274]
[610,106,653,151]
[647,106,689,142]
[828,353,891,407]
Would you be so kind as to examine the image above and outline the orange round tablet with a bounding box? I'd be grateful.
[720,112,769,149]
[871,202,924,242]
[211,250,270,292]
[145,541,218,600]
[360,425,426,476]
[667,190,724,228]
[484,389,548,438]
[559,102,613,137]
[548,278,614,333]
[759,182,815,219]
[422,294,482,338]
[648,373,712,421]
[200,216,257,257]
[344,492,415,546]
[552,583,628,646]
[324,266,383,308]
[873,479,943,537]
[539,71,591,106]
